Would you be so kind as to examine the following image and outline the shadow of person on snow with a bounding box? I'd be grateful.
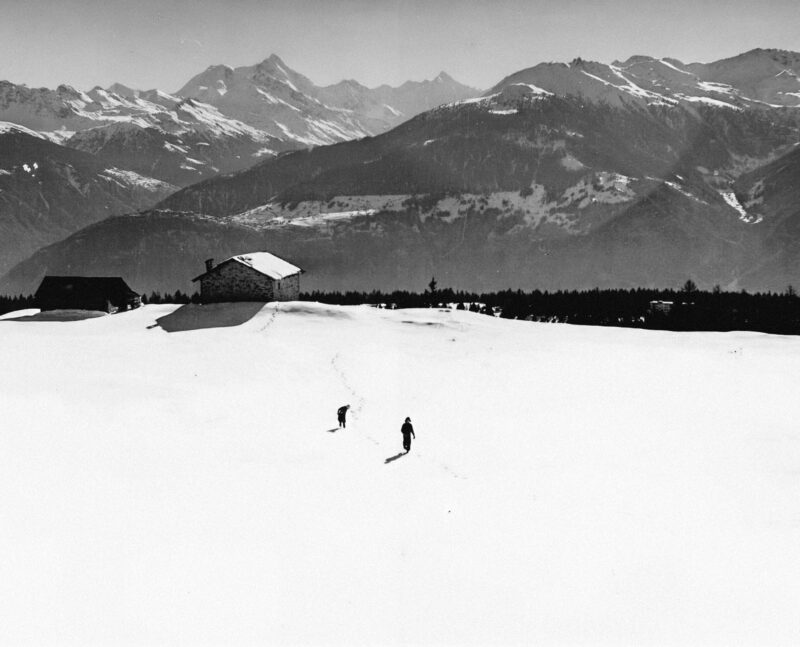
[384,452,406,464]
[326,428,339,433]
[152,302,267,333]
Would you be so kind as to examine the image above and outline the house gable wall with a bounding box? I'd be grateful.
[273,273,301,301]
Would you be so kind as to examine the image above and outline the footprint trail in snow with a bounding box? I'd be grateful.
[331,351,465,478]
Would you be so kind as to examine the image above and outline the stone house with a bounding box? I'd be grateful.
[192,251,303,303]
[34,276,141,313]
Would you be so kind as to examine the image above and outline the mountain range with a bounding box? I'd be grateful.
[0,56,476,278]
[0,55,477,186]
[2,49,800,295]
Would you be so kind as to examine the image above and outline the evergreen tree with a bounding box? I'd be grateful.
[427,276,437,295]
[681,279,698,296]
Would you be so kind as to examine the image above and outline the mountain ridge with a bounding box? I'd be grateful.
[4,49,800,294]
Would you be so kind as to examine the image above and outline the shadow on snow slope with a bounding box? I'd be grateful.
[152,301,268,332]
[151,301,358,333]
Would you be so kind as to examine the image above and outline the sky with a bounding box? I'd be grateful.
[1,0,800,92]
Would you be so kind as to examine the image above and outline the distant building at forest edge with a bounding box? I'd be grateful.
[648,300,674,316]
[192,251,304,303]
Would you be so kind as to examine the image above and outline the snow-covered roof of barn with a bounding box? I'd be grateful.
[193,251,303,282]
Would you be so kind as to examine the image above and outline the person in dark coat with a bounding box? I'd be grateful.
[401,417,415,453]
[337,404,350,428]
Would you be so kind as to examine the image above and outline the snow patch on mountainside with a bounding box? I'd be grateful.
[281,210,379,228]
[678,95,742,110]
[450,93,500,107]
[39,128,76,144]
[163,141,189,154]
[511,83,553,96]
[1,161,41,176]
[720,190,761,223]
[559,172,636,208]
[174,100,273,140]
[383,104,402,117]
[560,153,587,170]
[99,168,177,192]
[608,65,677,103]
[661,179,707,203]
[658,58,694,76]
[232,195,412,227]
[579,68,678,106]
[697,81,735,94]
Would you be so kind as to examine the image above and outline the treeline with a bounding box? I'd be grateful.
[301,282,800,335]
[5,282,800,335]
[141,291,200,305]
[0,294,36,315]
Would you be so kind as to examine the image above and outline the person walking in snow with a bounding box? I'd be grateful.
[401,417,415,453]
[337,404,350,428]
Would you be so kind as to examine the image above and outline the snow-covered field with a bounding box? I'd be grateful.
[2,302,800,646]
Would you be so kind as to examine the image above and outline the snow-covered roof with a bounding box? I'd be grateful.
[194,251,302,281]
[231,252,302,279]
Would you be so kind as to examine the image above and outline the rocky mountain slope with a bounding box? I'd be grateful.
[4,49,800,295]
[730,145,800,286]
[0,123,175,277]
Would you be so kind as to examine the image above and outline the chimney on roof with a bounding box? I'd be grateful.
[205,258,214,272]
